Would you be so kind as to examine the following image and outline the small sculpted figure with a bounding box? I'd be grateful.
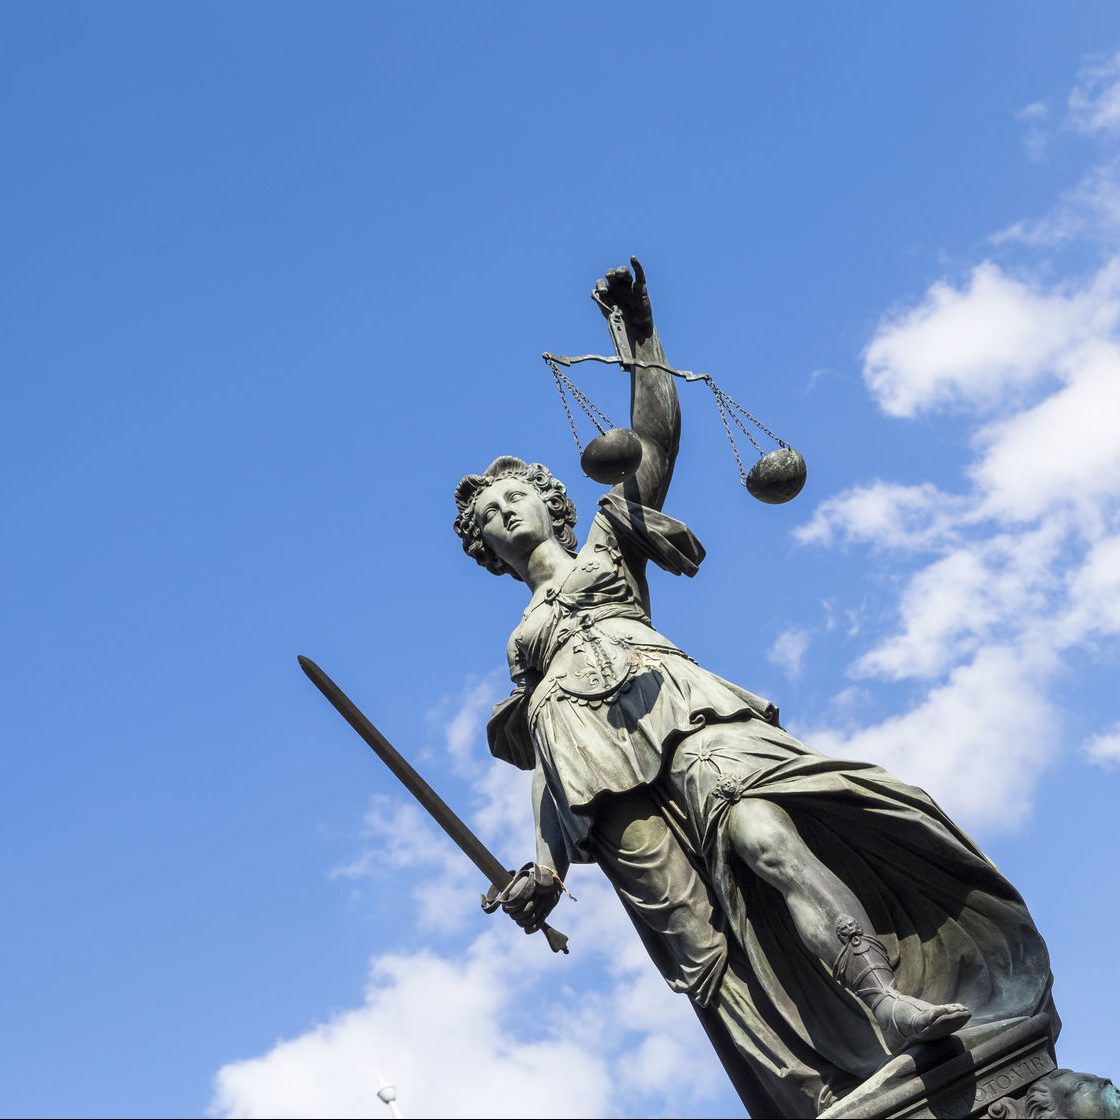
[1023,1070,1120,1119]
[454,262,1057,1118]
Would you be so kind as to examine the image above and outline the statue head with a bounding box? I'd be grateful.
[1025,1070,1120,1119]
[453,456,578,581]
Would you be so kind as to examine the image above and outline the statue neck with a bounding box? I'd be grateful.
[520,537,574,591]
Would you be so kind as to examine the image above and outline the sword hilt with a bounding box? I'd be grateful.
[480,881,570,954]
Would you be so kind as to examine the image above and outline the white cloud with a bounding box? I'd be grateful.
[328,674,518,937]
[433,672,505,775]
[795,481,963,552]
[862,260,1120,419]
[329,794,481,935]
[1017,99,1051,161]
[1084,721,1120,768]
[1010,51,1120,164]
[1055,531,1120,645]
[992,158,1120,247]
[1067,51,1120,136]
[851,549,993,681]
[851,523,1064,682]
[331,797,451,879]
[999,54,1120,245]
[211,932,614,1120]
[804,645,1057,832]
[769,627,809,679]
[970,338,1120,523]
[472,756,534,851]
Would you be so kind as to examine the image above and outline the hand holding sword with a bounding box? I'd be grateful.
[298,655,570,954]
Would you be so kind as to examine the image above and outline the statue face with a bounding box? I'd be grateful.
[1055,1074,1120,1119]
[476,477,553,571]
[1029,1071,1120,1120]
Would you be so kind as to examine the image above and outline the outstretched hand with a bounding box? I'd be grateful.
[593,256,653,339]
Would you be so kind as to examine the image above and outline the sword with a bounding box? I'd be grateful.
[298,655,569,954]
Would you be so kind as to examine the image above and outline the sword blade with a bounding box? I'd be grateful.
[299,655,511,888]
[298,655,569,954]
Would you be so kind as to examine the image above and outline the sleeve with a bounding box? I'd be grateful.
[486,636,536,771]
[486,684,535,771]
[596,491,706,577]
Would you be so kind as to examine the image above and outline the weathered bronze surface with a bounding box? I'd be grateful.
[580,426,644,484]
[445,261,1113,1119]
[746,445,807,504]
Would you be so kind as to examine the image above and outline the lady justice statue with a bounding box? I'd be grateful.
[451,261,1059,1118]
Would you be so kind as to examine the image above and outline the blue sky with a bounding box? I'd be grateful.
[4,6,1120,1118]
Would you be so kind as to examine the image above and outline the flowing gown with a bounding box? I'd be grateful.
[487,492,1057,1117]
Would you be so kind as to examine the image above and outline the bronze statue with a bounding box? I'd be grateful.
[451,261,1069,1118]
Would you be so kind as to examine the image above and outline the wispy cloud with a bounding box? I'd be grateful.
[992,159,1120,247]
[1067,51,1120,136]
[1017,99,1051,161]
[1000,52,1120,244]
[796,481,964,553]
[768,627,810,679]
[424,671,506,776]
[1084,721,1120,768]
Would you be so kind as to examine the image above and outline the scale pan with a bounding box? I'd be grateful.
[581,428,644,484]
[746,447,807,504]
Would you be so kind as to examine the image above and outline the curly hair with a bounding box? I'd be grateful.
[1024,1071,1114,1120]
[453,456,578,580]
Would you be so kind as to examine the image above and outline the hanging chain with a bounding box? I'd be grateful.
[547,358,615,454]
[717,386,788,449]
[549,359,585,453]
[712,383,764,455]
[708,381,752,488]
[705,381,791,490]
[564,375,614,434]
[544,351,790,491]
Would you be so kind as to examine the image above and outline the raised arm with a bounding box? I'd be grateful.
[593,258,680,512]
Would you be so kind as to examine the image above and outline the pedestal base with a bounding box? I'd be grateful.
[819,1013,1056,1119]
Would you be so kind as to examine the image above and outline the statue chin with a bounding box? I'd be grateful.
[1025,1070,1120,1119]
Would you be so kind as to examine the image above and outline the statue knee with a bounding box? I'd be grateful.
[728,798,799,888]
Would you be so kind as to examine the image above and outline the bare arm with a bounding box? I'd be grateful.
[594,258,681,512]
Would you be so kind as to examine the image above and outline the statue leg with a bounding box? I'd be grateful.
[727,797,972,1051]
[591,786,845,1117]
